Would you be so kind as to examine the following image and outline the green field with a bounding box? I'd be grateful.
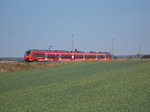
[0,60,150,112]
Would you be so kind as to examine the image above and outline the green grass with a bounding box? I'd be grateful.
[0,60,150,112]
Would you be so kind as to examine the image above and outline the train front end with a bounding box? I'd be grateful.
[24,50,33,62]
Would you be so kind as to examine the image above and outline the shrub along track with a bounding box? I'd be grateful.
[0,61,74,73]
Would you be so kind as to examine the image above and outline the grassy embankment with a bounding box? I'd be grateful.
[0,60,150,112]
[0,61,73,73]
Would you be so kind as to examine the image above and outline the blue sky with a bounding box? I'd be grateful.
[0,0,150,57]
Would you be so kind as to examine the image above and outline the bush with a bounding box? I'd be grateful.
[142,55,150,59]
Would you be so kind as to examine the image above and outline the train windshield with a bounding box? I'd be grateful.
[26,51,31,56]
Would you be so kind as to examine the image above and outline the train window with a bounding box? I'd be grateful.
[85,55,88,58]
[98,55,105,58]
[26,51,31,56]
[32,53,36,57]
[48,55,54,58]
[48,55,59,58]
[80,55,84,58]
[32,53,45,57]
[68,55,72,58]
[62,55,72,58]
[74,55,83,58]
[37,53,40,57]
[106,55,112,57]
[85,55,96,58]
[40,53,44,57]
[74,55,77,58]
[92,55,96,58]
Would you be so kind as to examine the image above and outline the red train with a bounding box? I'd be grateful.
[24,49,112,62]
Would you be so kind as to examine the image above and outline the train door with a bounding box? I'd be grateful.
[58,54,62,61]
[45,53,48,61]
